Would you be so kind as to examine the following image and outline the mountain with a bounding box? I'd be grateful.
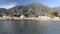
[52,7,60,14]
[0,8,7,13]
[8,3,51,17]
[0,3,52,17]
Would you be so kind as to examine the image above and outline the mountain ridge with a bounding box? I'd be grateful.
[0,3,59,17]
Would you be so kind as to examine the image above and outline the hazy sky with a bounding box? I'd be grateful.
[0,0,60,9]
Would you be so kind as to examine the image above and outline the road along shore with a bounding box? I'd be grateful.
[0,17,60,20]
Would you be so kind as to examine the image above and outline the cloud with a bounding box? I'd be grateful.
[0,3,17,9]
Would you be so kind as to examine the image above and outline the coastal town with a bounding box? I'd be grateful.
[0,13,60,20]
[0,9,60,20]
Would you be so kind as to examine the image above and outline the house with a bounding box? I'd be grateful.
[54,17,59,19]
[3,15,7,18]
[20,15,24,18]
[58,14,60,18]
[3,15,12,19]
[38,16,51,19]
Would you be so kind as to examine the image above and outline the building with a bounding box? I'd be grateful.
[54,17,59,19]
[38,16,51,19]
[3,15,7,18]
[20,15,24,18]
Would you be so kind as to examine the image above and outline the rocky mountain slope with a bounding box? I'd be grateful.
[0,3,52,17]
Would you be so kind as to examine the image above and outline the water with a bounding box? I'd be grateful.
[0,20,60,34]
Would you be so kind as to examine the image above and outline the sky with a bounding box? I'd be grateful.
[0,0,60,9]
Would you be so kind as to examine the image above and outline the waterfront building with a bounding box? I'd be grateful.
[3,15,7,18]
[54,17,59,19]
[20,15,24,18]
[38,16,51,19]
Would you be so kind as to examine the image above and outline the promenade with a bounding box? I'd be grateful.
[0,17,60,20]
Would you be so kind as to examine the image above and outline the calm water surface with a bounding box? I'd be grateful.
[0,20,60,34]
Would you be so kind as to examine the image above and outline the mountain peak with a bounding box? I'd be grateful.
[31,2,43,6]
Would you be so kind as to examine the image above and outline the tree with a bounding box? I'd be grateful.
[49,10,58,17]
[0,14,3,17]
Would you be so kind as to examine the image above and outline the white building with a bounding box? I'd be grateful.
[20,15,24,18]
[38,16,51,19]
[54,17,59,19]
[3,15,12,19]
[3,15,7,18]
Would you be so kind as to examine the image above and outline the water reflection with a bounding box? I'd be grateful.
[0,20,47,34]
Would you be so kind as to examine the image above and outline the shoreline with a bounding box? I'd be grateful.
[0,17,60,20]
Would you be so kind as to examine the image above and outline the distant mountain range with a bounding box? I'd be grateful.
[0,3,60,17]
[0,8,7,13]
